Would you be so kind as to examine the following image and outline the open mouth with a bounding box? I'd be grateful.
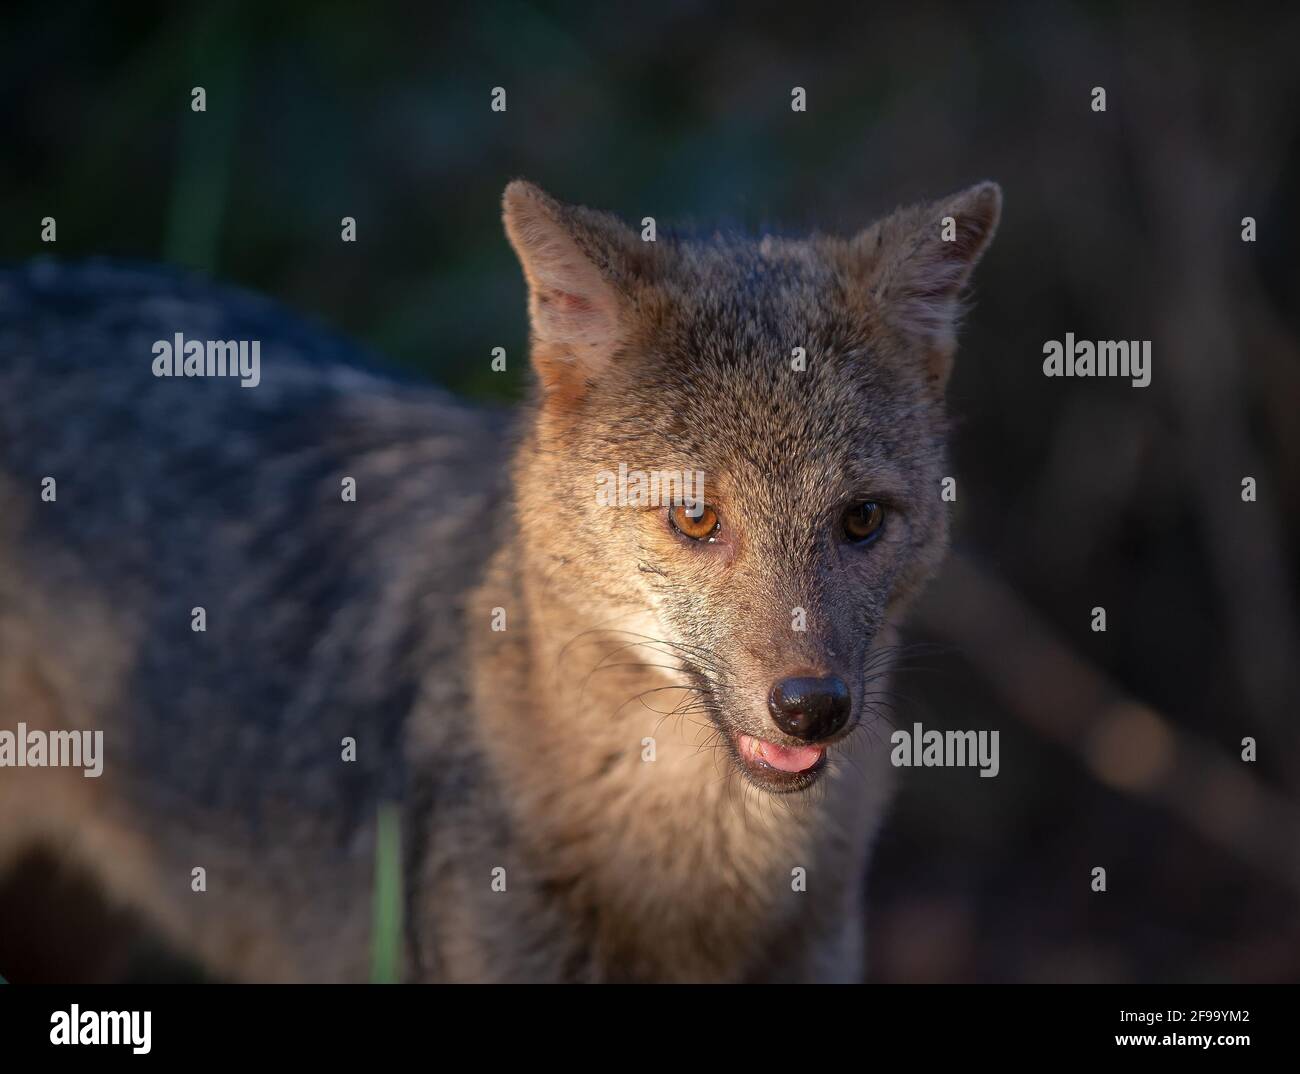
[733,732,827,792]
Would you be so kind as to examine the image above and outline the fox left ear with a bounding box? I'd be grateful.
[502,180,648,406]
[852,182,1002,390]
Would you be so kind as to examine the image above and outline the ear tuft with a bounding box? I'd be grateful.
[940,181,1001,268]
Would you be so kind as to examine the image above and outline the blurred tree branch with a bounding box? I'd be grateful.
[919,553,1300,895]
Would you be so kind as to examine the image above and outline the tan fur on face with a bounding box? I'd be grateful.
[466,540,897,981]
[463,179,1001,980]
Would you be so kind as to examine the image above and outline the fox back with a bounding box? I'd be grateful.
[0,260,507,980]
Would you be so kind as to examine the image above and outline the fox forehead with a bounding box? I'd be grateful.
[583,379,932,518]
[585,299,940,494]
[607,241,933,412]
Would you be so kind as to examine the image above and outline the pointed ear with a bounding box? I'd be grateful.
[502,180,641,403]
[854,181,1001,390]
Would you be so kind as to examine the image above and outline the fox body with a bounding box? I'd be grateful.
[0,181,999,982]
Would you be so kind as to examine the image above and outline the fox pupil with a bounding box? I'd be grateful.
[671,504,719,540]
[843,502,885,544]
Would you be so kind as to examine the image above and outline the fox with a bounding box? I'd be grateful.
[0,178,1000,983]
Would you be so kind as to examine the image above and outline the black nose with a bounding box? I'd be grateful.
[767,675,852,742]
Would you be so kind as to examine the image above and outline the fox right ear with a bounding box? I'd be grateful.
[851,181,1002,391]
[502,181,642,404]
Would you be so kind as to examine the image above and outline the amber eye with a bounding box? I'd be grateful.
[842,501,885,545]
[670,504,720,541]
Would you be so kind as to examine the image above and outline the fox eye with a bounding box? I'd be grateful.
[670,504,720,542]
[842,502,885,545]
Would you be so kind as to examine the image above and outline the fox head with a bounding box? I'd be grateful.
[502,179,1000,794]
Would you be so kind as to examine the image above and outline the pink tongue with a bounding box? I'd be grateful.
[741,734,824,773]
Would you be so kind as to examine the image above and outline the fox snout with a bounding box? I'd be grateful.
[717,663,862,793]
[767,674,852,743]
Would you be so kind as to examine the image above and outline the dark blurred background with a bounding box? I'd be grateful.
[1,1,1298,982]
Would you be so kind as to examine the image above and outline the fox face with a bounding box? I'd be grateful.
[504,180,1000,793]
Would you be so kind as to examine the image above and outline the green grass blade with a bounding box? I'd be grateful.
[370,802,404,984]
